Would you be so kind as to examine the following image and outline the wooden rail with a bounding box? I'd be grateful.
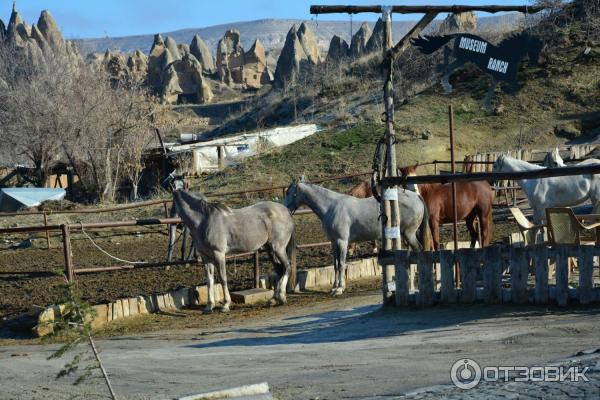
[310,5,543,14]
[380,244,599,307]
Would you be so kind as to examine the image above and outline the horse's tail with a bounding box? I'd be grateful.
[286,228,298,292]
[411,34,459,55]
[417,194,433,251]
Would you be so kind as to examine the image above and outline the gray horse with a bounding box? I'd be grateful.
[172,188,296,312]
[284,182,431,295]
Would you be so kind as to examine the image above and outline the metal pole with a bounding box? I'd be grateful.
[449,105,460,286]
[61,224,74,282]
[43,211,51,249]
[254,251,260,288]
[380,5,402,305]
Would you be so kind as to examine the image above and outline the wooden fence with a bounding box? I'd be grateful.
[380,244,600,307]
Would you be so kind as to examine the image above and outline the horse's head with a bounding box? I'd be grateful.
[162,170,186,192]
[492,154,507,173]
[284,181,303,213]
[543,148,565,168]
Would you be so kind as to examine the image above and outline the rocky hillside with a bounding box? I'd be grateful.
[74,14,522,57]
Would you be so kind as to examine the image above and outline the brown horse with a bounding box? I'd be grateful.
[400,165,494,250]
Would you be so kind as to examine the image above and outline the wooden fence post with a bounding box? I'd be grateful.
[416,251,434,307]
[578,245,594,305]
[483,246,502,304]
[555,246,569,306]
[440,250,457,303]
[457,250,476,303]
[395,252,410,306]
[61,224,74,282]
[43,211,51,249]
[510,246,529,304]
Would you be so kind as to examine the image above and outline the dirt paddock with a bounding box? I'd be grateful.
[2,282,600,399]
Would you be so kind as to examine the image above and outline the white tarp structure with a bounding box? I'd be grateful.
[0,188,66,212]
[168,124,319,174]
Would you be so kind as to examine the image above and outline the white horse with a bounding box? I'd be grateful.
[493,154,600,225]
[284,182,431,295]
[542,148,566,168]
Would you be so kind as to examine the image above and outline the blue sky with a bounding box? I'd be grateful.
[2,0,535,39]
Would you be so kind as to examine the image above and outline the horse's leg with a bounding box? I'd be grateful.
[465,213,478,248]
[180,227,188,261]
[204,261,215,314]
[335,240,349,295]
[272,246,291,305]
[481,207,493,247]
[330,242,340,294]
[214,252,231,312]
[430,216,441,250]
[166,223,178,262]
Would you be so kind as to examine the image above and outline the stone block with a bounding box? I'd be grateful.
[34,306,58,337]
[128,297,139,316]
[194,284,224,305]
[112,300,124,320]
[121,298,130,318]
[231,288,274,305]
[137,295,151,314]
[89,304,109,330]
[171,288,190,309]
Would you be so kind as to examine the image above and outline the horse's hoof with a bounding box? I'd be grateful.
[333,288,345,296]
[220,305,230,313]
[277,297,287,306]
[203,307,214,314]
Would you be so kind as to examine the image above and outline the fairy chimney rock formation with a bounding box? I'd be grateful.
[164,36,181,60]
[438,12,477,34]
[274,23,320,88]
[37,10,64,49]
[190,34,215,73]
[243,39,270,89]
[0,18,6,41]
[351,22,371,58]
[365,18,384,53]
[326,35,349,62]
[297,22,321,64]
[127,49,148,83]
[217,29,244,86]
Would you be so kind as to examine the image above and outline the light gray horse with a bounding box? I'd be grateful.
[172,188,296,312]
[284,182,431,295]
[493,154,600,226]
[542,148,566,168]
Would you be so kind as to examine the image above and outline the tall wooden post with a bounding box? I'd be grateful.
[449,105,460,286]
[380,6,403,305]
[61,224,74,282]
[217,146,225,170]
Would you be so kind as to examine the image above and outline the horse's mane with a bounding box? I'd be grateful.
[180,190,232,214]
[498,30,530,49]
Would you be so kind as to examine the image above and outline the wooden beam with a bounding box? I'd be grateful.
[310,5,544,15]
[382,163,600,186]
[390,12,438,60]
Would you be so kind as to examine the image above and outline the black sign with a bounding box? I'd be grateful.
[412,31,543,109]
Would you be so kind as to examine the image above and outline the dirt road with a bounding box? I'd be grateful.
[2,292,600,399]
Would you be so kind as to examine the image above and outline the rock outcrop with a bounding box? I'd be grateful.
[274,23,320,88]
[216,29,245,86]
[165,36,181,60]
[190,34,215,73]
[2,5,79,63]
[350,22,371,58]
[0,18,6,41]
[126,49,148,83]
[297,22,321,64]
[326,35,349,62]
[438,12,477,34]
[243,39,271,89]
[365,18,384,53]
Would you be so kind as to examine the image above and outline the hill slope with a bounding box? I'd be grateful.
[74,14,522,57]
